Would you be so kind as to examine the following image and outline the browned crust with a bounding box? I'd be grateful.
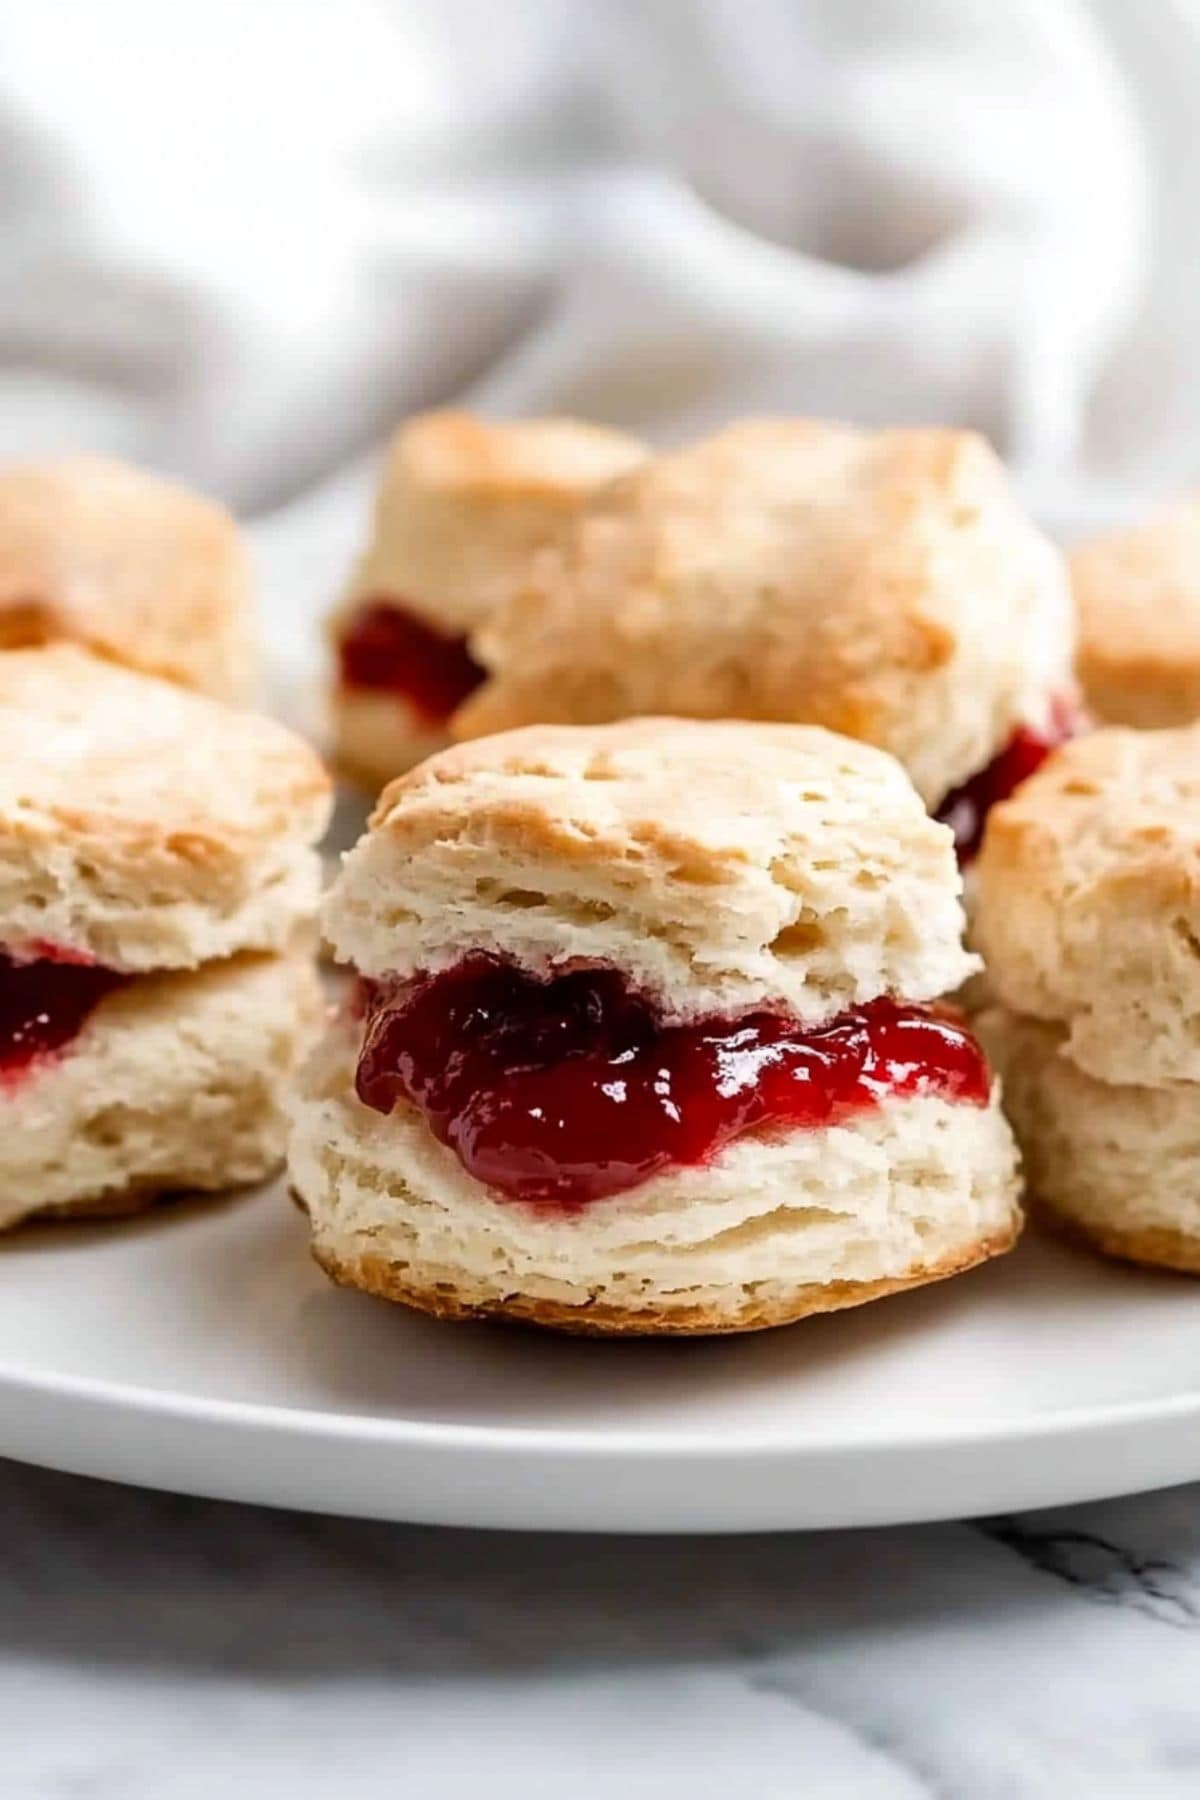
[307,1219,1021,1338]
[0,645,331,902]
[363,715,945,877]
[1030,1194,1200,1276]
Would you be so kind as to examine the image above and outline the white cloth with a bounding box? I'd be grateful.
[0,0,1187,643]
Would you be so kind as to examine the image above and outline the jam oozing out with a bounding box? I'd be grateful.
[355,955,991,1210]
[338,597,484,723]
[935,696,1082,865]
[0,947,128,1084]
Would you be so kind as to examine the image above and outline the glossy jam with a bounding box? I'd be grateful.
[935,698,1081,864]
[0,946,128,1084]
[355,955,991,1209]
[338,598,484,723]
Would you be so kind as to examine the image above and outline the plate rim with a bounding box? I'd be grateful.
[3,1351,1199,1460]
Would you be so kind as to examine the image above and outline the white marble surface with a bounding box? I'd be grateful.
[4,1462,1200,1797]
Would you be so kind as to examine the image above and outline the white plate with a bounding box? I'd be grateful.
[2,1183,1200,1532]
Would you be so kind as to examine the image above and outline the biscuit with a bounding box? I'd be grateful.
[326,718,978,1028]
[289,1020,1020,1335]
[295,715,1017,1334]
[978,1006,1200,1274]
[1072,496,1200,728]
[331,412,646,786]
[454,420,1074,810]
[0,455,256,702]
[974,723,1200,1086]
[0,645,331,970]
[0,950,321,1229]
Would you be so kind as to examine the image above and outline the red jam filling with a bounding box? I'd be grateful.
[355,955,991,1210]
[935,697,1081,865]
[337,598,483,723]
[0,946,128,1085]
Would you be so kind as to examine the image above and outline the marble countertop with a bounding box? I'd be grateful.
[4,1461,1199,1797]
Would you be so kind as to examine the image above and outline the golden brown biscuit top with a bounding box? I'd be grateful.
[337,413,648,634]
[453,420,1073,805]
[1072,497,1200,727]
[370,714,930,861]
[386,411,649,502]
[327,717,975,1023]
[0,455,255,702]
[0,644,329,881]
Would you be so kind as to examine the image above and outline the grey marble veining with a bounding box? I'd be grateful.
[3,1460,1199,1798]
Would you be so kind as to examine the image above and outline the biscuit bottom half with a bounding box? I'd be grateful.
[288,1028,1021,1336]
[0,950,321,1230]
[979,1007,1200,1275]
[330,686,451,791]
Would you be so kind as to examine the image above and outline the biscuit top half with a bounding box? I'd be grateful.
[1071,496,1200,728]
[975,724,1200,1086]
[326,717,975,1027]
[454,420,1074,807]
[0,645,331,970]
[0,455,256,703]
[340,412,647,635]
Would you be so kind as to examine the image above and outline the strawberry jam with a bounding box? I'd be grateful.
[355,955,991,1209]
[935,698,1081,864]
[0,946,128,1084]
[338,598,483,723]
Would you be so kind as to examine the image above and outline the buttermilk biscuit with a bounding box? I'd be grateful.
[0,455,256,701]
[974,724,1200,1086]
[0,645,330,970]
[331,412,646,786]
[326,718,979,1028]
[295,718,1019,1335]
[979,1008,1200,1274]
[454,420,1074,811]
[1,951,321,1230]
[1072,496,1200,728]
[0,646,331,1224]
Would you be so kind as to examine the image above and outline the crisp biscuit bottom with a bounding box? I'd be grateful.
[304,1218,1020,1337]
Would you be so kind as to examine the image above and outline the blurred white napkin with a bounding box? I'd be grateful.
[0,0,1186,639]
